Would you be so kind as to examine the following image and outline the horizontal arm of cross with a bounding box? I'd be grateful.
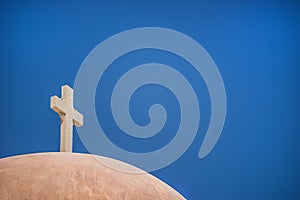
[51,95,83,127]
[73,109,83,127]
[50,96,67,115]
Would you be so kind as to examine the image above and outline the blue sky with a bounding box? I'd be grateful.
[0,1,299,199]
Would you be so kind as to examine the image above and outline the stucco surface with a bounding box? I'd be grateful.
[0,152,185,200]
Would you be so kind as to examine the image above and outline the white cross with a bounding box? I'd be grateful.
[50,85,83,152]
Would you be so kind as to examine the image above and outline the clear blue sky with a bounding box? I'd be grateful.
[0,1,299,199]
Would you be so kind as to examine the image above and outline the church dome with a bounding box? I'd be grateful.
[0,152,185,199]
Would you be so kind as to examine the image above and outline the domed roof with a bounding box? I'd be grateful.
[0,152,185,199]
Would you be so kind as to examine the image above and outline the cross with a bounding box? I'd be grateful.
[50,85,83,152]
